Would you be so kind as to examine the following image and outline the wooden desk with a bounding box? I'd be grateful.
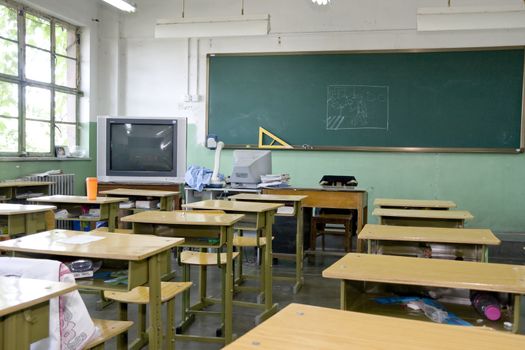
[373,208,473,227]
[374,198,456,209]
[224,303,525,350]
[229,194,307,294]
[0,181,53,202]
[182,200,283,324]
[0,204,56,237]
[30,195,128,232]
[98,182,182,209]
[263,187,368,252]
[359,224,500,262]
[99,188,179,211]
[323,253,525,333]
[0,230,183,350]
[0,277,77,350]
[121,210,244,345]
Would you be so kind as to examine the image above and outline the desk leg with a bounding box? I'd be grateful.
[108,203,119,232]
[294,204,304,294]
[254,211,278,325]
[340,280,349,311]
[513,294,525,334]
[356,205,368,253]
[224,226,234,344]
[148,254,162,350]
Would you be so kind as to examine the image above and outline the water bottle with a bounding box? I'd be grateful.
[470,292,501,321]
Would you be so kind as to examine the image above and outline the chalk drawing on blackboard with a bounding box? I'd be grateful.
[326,85,389,130]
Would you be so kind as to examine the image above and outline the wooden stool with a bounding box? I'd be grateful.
[83,318,133,350]
[310,212,354,252]
[104,281,192,350]
[177,250,239,338]
[233,231,271,303]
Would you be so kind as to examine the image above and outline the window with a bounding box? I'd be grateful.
[0,0,80,157]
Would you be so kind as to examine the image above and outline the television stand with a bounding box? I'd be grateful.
[97,182,182,209]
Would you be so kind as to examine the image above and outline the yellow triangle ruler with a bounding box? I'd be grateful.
[258,127,293,149]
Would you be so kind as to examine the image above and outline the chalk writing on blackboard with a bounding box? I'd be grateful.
[326,85,389,130]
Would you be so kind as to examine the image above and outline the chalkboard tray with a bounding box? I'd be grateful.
[207,48,525,153]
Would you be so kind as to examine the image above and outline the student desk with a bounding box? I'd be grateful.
[228,193,307,293]
[224,303,525,350]
[359,224,500,262]
[182,200,283,324]
[263,187,368,252]
[30,195,128,232]
[322,253,525,333]
[374,198,457,210]
[0,204,56,237]
[0,276,77,350]
[121,210,244,345]
[0,230,183,350]
[99,188,179,211]
[372,208,473,227]
[0,181,53,202]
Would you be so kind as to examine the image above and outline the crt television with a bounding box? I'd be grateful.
[97,116,187,183]
[230,150,271,188]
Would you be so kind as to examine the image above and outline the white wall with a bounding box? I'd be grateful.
[96,0,525,142]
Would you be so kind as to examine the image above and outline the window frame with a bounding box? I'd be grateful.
[0,0,81,157]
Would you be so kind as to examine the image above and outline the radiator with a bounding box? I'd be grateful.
[23,174,75,195]
[22,174,75,229]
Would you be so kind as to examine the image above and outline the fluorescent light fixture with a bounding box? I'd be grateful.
[312,0,331,5]
[417,5,525,31]
[101,0,136,13]
[155,15,270,38]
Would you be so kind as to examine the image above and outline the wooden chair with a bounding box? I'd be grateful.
[103,282,192,350]
[233,228,270,302]
[176,210,239,339]
[310,209,354,252]
[83,318,133,350]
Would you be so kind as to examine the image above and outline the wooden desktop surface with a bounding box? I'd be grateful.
[264,187,366,209]
[359,224,500,245]
[322,253,525,294]
[121,210,245,226]
[224,303,525,350]
[0,276,77,316]
[31,195,128,204]
[373,208,474,220]
[374,198,456,209]
[0,181,54,188]
[0,229,184,261]
[0,203,56,215]
[183,200,283,213]
[100,188,179,197]
[229,194,307,202]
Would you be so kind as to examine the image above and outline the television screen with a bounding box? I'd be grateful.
[109,123,175,172]
[97,116,186,183]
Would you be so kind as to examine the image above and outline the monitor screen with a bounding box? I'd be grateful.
[107,120,177,176]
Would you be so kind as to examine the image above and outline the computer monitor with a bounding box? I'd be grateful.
[230,150,272,188]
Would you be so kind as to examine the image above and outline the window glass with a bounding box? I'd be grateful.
[0,117,18,152]
[25,46,51,82]
[0,81,18,117]
[0,38,18,76]
[25,13,50,50]
[25,120,50,153]
[0,4,17,40]
[55,55,77,88]
[55,91,76,122]
[25,86,51,121]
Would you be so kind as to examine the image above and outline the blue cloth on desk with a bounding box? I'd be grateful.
[185,165,224,192]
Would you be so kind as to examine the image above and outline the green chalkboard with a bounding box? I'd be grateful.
[207,49,524,152]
